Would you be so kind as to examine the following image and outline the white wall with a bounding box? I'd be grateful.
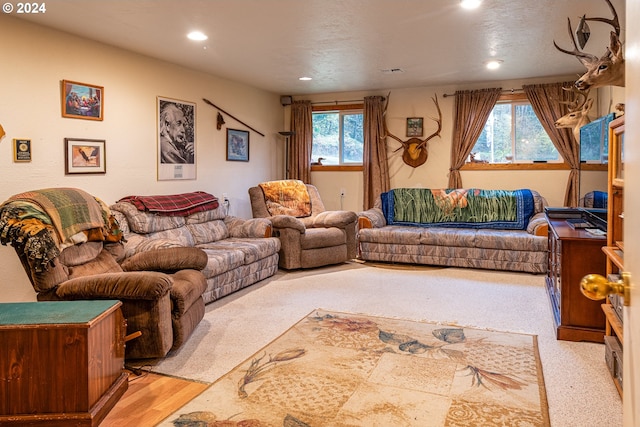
[0,16,283,301]
[302,77,622,211]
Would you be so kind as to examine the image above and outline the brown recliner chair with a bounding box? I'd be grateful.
[0,188,208,359]
[248,180,357,269]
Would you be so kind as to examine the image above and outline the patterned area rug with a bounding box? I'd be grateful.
[168,309,550,426]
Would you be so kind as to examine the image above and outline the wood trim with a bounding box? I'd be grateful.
[462,162,571,171]
[358,217,372,229]
[312,103,363,112]
[311,165,363,172]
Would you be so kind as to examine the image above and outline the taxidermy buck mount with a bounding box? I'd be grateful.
[383,95,442,168]
[553,0,624,91]
[554,87,593,142]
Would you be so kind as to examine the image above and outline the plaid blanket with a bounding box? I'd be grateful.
[118,191,219,216]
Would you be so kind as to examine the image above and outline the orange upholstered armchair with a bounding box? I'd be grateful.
[248,180,357,269]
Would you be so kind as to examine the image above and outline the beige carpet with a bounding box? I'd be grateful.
[168,309,549,426]
[130,262,621,427]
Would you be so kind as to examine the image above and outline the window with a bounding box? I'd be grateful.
[312,107,363,166]
[471,94,560,163]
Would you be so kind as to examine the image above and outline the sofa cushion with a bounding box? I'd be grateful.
[198,238,280,265]
[67,248,124,279]
[187,221,229,245]
[59,241,104,267]
[199,247,246,276]
[301,227,345,249]
[111,202,186,233]
[358,225,423,245]
[474,229,548,252]
[419,227,477,248]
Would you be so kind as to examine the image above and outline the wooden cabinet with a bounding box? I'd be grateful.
[602,115,625,397]
[545,218,607,342]
[0,300,128,427]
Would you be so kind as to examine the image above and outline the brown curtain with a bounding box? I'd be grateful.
[289,100,312,183]
[523,82,579,207]
[363,96,390,209]
[448,88,502,188]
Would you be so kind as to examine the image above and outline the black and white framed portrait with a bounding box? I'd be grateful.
[157,96,196,180]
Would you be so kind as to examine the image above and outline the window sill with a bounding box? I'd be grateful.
[311,165,363,172]
[461,162,571,171]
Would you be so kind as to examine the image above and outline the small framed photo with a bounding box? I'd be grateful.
[226,129,250,162]
[61,80,103,121]
[13,139,32,162]
[64,138,106,174]
[406,117,424,137]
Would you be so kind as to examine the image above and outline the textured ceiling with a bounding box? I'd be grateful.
[15,0,625,95]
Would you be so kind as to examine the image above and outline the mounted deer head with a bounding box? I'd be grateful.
[554,87,593,142]
[383,95,442,168]
[553,0,624,90]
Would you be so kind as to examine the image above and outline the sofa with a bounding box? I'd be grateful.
[248,180,358,269]
[110,191,281,304]
[0,187,209,359]
[357,188,549,273]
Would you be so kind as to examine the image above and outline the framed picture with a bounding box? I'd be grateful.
[406,117,424,137]
[61,80,103,121]
[157,96,196,180]
[64,138,106,174]
[13,139,32,162]
[226,129,250,162]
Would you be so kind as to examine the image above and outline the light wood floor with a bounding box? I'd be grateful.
[102,370,209,427]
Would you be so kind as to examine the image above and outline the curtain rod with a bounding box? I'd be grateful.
[442,88,524,98]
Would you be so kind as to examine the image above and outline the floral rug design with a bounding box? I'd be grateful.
[168,309,550,426]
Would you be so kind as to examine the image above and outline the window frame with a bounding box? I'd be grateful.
[463,93,575,171]
[311,103,364,171]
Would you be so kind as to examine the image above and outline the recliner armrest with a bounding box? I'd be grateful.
[55,271,173,300]
[312,210,357,228]
[120,247,208,273]
[269,215,306,233]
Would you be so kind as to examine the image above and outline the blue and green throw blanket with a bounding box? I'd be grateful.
[381,188,535,230]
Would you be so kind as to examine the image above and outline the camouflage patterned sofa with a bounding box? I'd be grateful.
[357,188,549,274]
[111,192,280,304]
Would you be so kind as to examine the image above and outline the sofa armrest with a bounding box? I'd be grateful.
[269,215,306,233]
[527,213,548,237]
[357,208,387,228]
[120,247,208,273]
[312,210,357,229]
[55,271,173,300]
[227,217,274,238]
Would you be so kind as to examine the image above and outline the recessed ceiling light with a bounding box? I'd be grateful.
[485,60,503,70]
[187,31,208,41]
[299,76,312,81]
[460,0,482,10]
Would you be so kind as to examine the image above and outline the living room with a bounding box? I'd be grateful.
[0,0,637,425]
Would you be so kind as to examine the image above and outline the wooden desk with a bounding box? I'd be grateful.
[545,218,607,342]
[0,300,128,426]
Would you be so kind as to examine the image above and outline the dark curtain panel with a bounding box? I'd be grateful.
[523,82,579,207]
[363,96,390,209]
[289,100,312,183]
[448,88,502,188]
